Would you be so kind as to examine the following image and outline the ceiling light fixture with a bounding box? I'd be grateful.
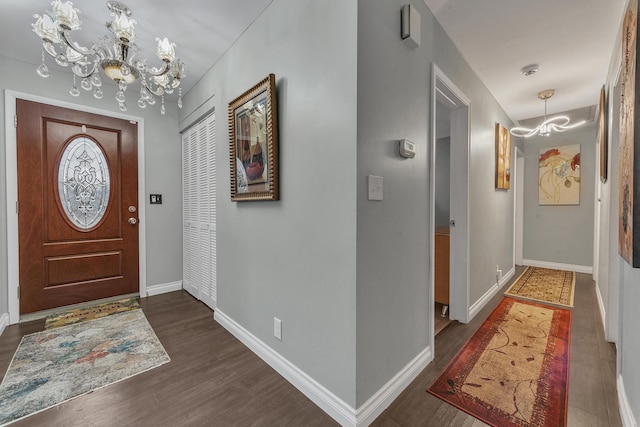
[32,0,186,114]
[510,89,585,138]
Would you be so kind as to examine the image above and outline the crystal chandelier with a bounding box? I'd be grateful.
[32,0,185,114]
[510,89,585,138]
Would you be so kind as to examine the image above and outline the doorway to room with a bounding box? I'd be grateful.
[430,65,471,347]
[434,99,452,335]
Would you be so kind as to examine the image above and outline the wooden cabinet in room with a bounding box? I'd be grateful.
[434,226,450,315]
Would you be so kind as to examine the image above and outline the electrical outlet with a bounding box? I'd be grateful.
[274,317,282,340]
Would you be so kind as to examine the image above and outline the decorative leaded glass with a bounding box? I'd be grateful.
[57,137,110,230]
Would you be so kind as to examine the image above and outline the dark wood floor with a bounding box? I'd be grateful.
[0,266,622,426]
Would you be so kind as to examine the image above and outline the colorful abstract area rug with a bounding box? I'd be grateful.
[504,267,575,308]
[428,297,571,427]
[0,310,170,426]
[44,297,140,329]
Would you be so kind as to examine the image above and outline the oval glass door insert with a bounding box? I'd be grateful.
[58,136,111,230]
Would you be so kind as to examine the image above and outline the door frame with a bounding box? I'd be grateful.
[429,64,471,340]
[5,90,147,324]
[514,148,524,266]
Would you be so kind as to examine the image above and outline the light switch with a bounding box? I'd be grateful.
[150,194,162,204]
[368,175,383,201]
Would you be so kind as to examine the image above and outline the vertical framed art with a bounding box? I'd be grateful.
[495,123,511,189]
[598,85,608,183]
[619,0,640,267]
[228,74,279,201]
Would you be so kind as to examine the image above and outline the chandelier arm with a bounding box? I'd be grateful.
[59,30,97,57]
[143,82,166,96]
[143,60,171,77]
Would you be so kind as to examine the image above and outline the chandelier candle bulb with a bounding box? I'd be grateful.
[32,0,186,113]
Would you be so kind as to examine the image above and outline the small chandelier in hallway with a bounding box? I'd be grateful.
[510,89,585,138]
[32,0,185,114]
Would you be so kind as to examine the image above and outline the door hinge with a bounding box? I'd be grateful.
[16,201,19,214]
[14,115,18,128]
[17,286,19,299]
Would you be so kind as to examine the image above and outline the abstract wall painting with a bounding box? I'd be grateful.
[619,0,640,267]
[538,144,580,206]
[495,123,511,189]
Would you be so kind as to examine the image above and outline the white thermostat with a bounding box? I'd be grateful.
[399,139,416,158]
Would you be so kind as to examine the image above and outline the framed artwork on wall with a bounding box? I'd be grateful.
[598,85,608,183]
[495,123,511,189]
[619,0,640,267]
[228,74,279,201]
[538,144,581,205]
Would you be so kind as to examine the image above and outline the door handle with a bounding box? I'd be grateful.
[128,217,138,225]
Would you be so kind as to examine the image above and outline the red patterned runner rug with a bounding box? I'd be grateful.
[504,266,575,308]
[428,297,571,427]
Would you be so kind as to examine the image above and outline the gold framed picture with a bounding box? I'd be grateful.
[228,74,279,201]
[495,123,511,189]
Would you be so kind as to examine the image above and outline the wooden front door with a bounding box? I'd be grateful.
[17,100,139,314]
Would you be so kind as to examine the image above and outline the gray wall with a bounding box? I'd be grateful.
[179,0,359,406]
[523,124,596,267]
[356,0,516,406]
[0,56,183,317]
[435,137,451,227]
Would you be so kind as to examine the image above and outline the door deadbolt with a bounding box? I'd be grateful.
[128,206,137,213]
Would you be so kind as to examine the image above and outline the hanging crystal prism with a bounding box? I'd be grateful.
[36,50,50,78]
[69,75,80,97]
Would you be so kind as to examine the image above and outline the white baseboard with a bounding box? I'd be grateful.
[146,280,183,297]
[523,259,592,274]
[618,375,638,427]
[214,309,358,426]
[595,282,607,337]
[0,313,9,336]
[356,346,432,426]
[215,309,433,426]
[468,266,515,320]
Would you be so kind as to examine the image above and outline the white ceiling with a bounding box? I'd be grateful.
[424,0,626,124]
[1,1,626,123]
[1,0,273,96]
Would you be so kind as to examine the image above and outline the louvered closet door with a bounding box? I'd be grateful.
[182,112,216,310]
